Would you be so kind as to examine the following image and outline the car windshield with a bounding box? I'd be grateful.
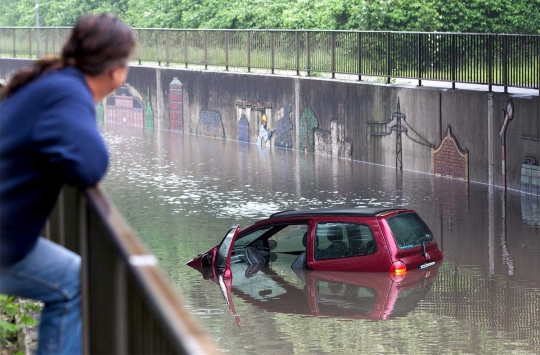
[387,212,434,250]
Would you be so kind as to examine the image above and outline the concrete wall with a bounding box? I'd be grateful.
[1,58,538,190]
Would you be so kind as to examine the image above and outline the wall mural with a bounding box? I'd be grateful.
[105,85,154,128]
[169,77,183,132]
[196,110,225,139]
[314,120,352,159]
[299,107,319,153]
[521,157,540,194]
[431,126,469,180]
[235,101,272,144]
[273,103,294,149]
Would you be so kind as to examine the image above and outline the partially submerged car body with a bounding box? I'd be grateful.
[187,207,443,276]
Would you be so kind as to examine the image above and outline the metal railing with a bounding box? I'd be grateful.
[1,27,539,92]
[44,186,216,354]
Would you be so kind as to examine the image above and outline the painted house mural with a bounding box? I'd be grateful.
[196,110,225,139]
[235,101,272,144]
[106,86,144,127]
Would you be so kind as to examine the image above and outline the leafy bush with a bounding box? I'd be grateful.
[0,294,40,354]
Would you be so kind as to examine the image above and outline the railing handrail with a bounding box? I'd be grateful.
[1,26,540,36]
[45,186,216,354]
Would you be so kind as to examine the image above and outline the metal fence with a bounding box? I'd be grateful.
[1,27,539,92]
[44,186,215,354]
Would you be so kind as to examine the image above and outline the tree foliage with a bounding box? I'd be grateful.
[0,0,538,34]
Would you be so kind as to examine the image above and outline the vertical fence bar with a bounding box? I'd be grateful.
[165,30,170,66]
[331,32,336,78]
[29,30,32,58]
[358,32,362,81]
[247,31,251,73]
[137,29,141,64]
[386,32,391,83]
[488,35,493,91]
[306,31,310,76]
[451,34,455,89]
[271,32,275,74]
[204,31,208,70]
[225,31,229,71]
[296,31,300,75]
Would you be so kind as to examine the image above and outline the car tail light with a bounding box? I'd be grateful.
[390,261,407,275]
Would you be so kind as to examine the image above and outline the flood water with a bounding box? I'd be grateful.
[100,124,540,354]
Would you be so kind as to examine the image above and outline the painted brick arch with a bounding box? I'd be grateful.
[432,126,469,180]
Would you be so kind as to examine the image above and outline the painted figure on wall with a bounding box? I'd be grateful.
[256,114,275,145]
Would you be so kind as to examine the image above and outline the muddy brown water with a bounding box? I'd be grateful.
[101,124,540,354]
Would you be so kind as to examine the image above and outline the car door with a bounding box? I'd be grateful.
[308,218,393,272]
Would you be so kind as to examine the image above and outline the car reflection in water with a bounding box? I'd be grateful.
[189,254,440,325]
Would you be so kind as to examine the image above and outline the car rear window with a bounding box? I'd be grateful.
[387,212,434,250]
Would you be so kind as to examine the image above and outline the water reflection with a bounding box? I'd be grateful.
[101,124,540,354]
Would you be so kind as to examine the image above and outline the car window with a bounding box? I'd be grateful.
[216,227,239,268]
[387,212,434,250]
[233,226,274,249]
[268,224,308,253]
[315,223,376,260]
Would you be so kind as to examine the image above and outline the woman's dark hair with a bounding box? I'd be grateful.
[1,13,135,98]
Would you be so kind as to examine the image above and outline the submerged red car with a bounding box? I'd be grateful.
[187,207,443,277]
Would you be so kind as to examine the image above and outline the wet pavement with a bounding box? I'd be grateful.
[101,123,540,354]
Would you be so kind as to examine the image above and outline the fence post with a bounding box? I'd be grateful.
[165,30,170,66]
[306,31,310,77]
[296,31,300,76]
[331,32,336,78]
[29,29,32,58]
[184,30,188,68]
[225,31,229,71]
[488,35,493,92]
[247,31,251,73]
[358,32,362,81]
[204,31,208,70]
[137,29,141,65]
[386,32,391,84]
[271,31,275,74]
[157,30,161,66]
[52,28,56,55]
[503,35,508,93]
[451,34,455,89]
[417,33,422,87]
[12,28,16,58]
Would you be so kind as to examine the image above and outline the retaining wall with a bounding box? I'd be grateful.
[1,58,538,191]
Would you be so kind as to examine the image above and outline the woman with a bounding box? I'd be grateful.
[0,13,135,354]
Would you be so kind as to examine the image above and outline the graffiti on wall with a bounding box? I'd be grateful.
[169,77,183,132]
[235,101,272,144]
[314,120,352,159]
[145,88,154,129]
[196,110,225,139]
[273,103,294,149]
[299,107,319,153]
[106,86,144,127]
[431,126,469,180]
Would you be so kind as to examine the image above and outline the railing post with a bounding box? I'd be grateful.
[225,31,229,71]
[165,30,170,66]
[52,28,56,55]
[271,31,275,74]
[184,30,188,68]
[295,31,300,76]
[12,28,16,58]
[358,32,362,81]
[306,31,310,77]
[114,258,128,355]
[386,32,391,84]
[503,35,508,93]
[451,34,455,89]
[331,31,336,78]
[488,34,493,92]
[29,29,32,58]
[204,31,208,70]
[79,193,90,355]
[44,28,48,56]
[247,31,251,73]
[417,33,422,87]
[157,30,161,66]
[138,29,141,65]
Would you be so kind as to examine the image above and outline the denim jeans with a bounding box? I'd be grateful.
[0,237,82,355]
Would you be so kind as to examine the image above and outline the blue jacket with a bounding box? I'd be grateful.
[0,66,109,266]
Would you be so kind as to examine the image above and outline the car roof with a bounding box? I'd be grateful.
[269,207,407,219]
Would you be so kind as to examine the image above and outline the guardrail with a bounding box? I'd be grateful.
[43,186,215,354]
[1,27,539,92]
